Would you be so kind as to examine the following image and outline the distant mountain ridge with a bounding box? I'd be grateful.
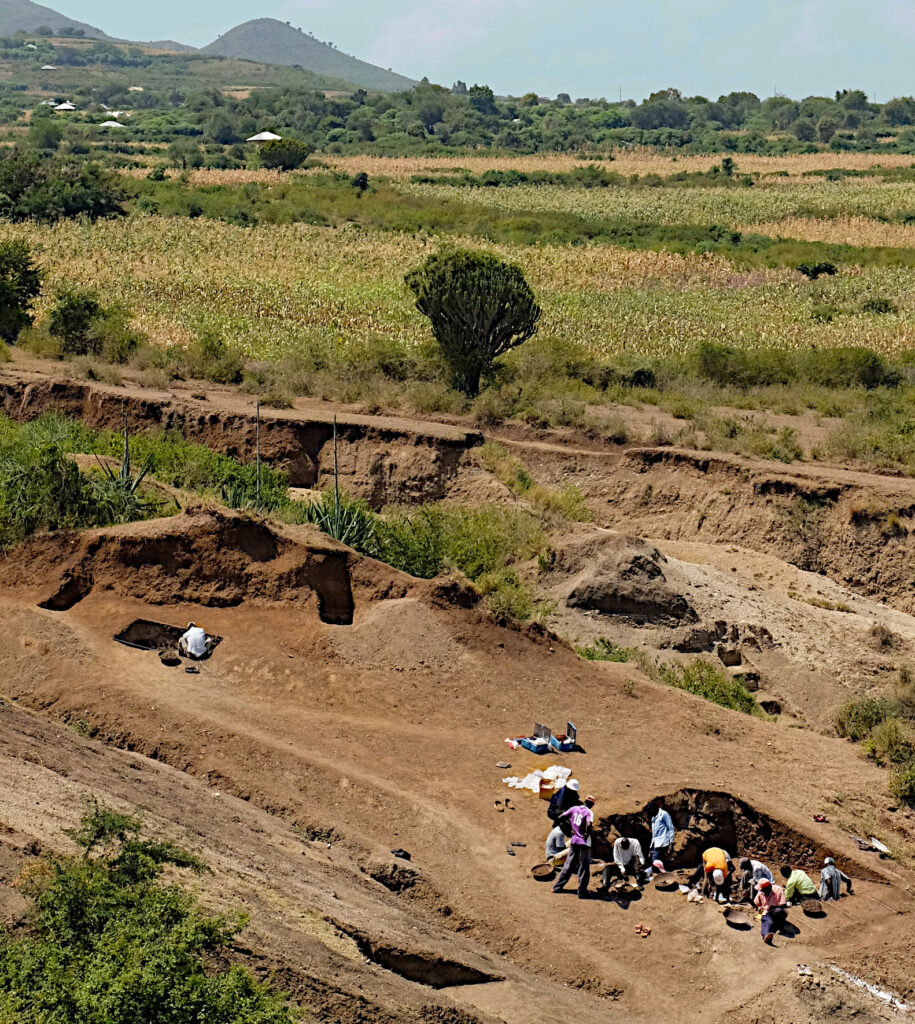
[0,0,107,37]
[202,18,416,92]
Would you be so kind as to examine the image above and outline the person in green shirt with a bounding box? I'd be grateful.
[779,864,818,903]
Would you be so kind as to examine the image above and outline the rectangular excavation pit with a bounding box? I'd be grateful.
[113,619,223,654]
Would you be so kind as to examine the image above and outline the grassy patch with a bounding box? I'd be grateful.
[477,442,592,523]
[577,638,638,662]
[835,670,915,807]
[641,656,763,716]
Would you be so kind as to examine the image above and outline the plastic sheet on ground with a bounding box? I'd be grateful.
[501,764,572,793]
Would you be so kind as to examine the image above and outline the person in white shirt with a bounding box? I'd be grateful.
[545,825,568,864]
[602,837,646,889]
[179,622,209,660]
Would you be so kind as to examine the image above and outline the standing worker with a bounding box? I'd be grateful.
[754,879,788,944]
[819,857,853,901]
[548,778,581,823]
[552,795,596,900]
[648,801,675,871]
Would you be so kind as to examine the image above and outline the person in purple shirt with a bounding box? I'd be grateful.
[552,795,596,899]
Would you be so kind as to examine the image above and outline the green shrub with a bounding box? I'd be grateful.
[0,801,296,1024]
[48,285,103,355]
[863,718,915,765]
[179,330,244,384]
[834,697,894,741]
[0,239,42,344]
[259,138,313,171]
[889,761,915,807]
[861,297,898,315]
[655,658,761,715]
[578,639,637,662]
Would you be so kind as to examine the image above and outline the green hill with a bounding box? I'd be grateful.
[203,18,416,93]
[0,0,107,37]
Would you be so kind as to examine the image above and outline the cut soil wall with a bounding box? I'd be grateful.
[597,447,915,613]
[0,378,482,506]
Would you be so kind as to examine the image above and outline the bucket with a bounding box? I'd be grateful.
[538,779,555,800]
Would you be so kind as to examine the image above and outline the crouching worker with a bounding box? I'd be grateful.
[820,857,853,901]
[754,878,787,945]
[553,795,596,900]
[179,622,212,660]
[780,864,818,905]
[545,820,570,867]
[602,837,647,890]
[690,847,734,902]
[733,858,773,904]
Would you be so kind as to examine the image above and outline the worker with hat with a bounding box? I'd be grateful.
[690,846,734,902]
[552,795,596,900]
[754,878,788,944]
[547,777,581,824]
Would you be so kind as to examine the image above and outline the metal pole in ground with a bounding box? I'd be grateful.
[333,414,340,532]
[256,401,261,507]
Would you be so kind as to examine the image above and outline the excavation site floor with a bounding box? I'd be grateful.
[0,508,913,1024]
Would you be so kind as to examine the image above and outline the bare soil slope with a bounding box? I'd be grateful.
[1,511,914,1024]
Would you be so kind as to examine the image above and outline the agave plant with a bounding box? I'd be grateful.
[297,490,378,553]
[91,416,157,522]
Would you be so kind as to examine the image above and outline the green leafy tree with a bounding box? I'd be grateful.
[405,249,541,397]
[0,239,42,344]
[48,284,103,355]
[258,138,313,171]
[28,118,64,151]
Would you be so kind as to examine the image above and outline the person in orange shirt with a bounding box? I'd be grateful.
[689,846,734,901]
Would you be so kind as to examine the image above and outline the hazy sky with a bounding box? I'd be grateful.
[60,0,915,101]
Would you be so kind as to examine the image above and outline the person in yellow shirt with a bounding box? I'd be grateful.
[779,864,818,904]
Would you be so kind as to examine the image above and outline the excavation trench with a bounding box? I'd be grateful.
[329,921,501,989]
[594,789,883,882]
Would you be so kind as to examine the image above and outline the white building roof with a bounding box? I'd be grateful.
[99,120,126,128]
[54,102,76,111]
[41,65,57,71]
[247,131,282,142]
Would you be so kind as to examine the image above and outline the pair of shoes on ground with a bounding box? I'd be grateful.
[634,923,651,938]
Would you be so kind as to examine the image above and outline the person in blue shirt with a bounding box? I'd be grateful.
[648,801,675,869]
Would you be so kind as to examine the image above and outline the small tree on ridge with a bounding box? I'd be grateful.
[405,249,541,397]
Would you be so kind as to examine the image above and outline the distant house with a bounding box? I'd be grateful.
[99,120,126,128]
[40,99,57,107]
[54,102,76,111]
[128,86,144,92]
[41,65,57,71]
[247,131,282,142]
[25,43,37,50]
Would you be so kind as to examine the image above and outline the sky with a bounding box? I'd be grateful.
[59,0,915,102]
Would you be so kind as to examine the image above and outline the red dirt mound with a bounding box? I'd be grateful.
[0,507,430,625]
